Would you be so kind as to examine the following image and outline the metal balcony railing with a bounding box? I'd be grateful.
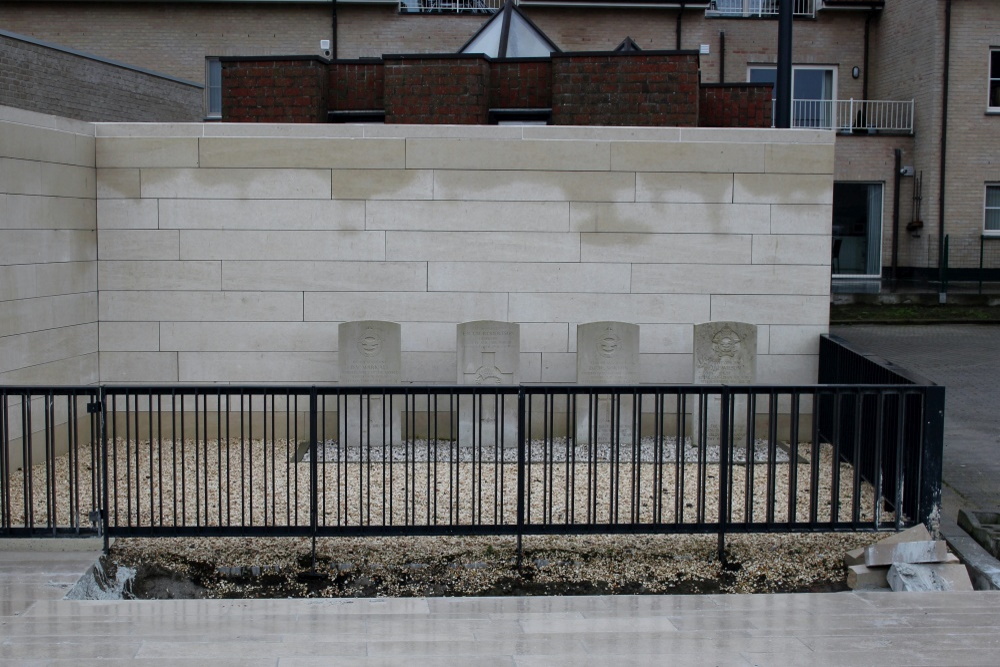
[399,0,504,13]
[773,99,914,134]
[708,0,816,18]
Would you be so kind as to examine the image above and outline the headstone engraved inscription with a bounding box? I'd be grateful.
[338,321,402,446]
[576,322,640,444]
[457,321,520,447]
[692,321,757,448]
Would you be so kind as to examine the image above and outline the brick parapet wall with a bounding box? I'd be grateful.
[384,56,490,124]
[0,32,202,122]
[222,57,329,123]
[550,52,700,126]
[699,83,773,128]
[223,52,782,129]
[489,60,553,110]
[329,60,385,111]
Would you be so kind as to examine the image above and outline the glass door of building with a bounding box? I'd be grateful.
[832,182,883,277]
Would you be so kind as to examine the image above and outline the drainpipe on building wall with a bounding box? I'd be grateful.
[892,148,901,288]
[862,10,872,101]
[719,31,726,83]
[938,0,952,296]
[331,0,338,59]
[676,4,685,50]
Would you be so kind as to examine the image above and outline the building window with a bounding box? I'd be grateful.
[987,185,1000,234]
[833,182,883,277]
[206,58,222,119]
[749,65,835,128]
[990,49,1000,110]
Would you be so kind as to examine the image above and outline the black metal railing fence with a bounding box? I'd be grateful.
[2,349,944,554]
[818,334,944,535]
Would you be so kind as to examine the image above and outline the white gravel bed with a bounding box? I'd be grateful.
[7,437,887,532]
[303,436,793,464]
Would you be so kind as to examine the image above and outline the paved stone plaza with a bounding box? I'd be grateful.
[2,548,999,665]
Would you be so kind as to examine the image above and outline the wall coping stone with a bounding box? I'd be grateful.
[0,104,96,135]
[87,121,833,145]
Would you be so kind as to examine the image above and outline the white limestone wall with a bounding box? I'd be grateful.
[94,124,833,386]
[0,106,98,385]
[0,106,98,467]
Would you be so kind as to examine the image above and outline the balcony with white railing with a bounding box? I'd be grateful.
[777,99,914,134]
[707,0,816,18]
[399,0,504,13]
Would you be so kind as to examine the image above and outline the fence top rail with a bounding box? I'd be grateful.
[821,334,938,386]
[0,386,100,396]
[4,382,939,397]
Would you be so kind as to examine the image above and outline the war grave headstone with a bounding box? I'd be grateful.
[457,321,520,448]
[692,321,757,449]
[338,321,402,446]
[576,322,640,445]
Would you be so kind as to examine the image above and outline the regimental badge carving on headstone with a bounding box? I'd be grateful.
[338,321,402,446]
[457,321,520,448]
[576,322,640,445]
[692,321,758,448]
[340,321,401,386]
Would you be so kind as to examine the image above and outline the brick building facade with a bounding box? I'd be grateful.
[1,0,997,285]
[0,30,202,122]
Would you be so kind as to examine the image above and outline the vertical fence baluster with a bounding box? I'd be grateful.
[516,386,525,567]
[718,388,730,561]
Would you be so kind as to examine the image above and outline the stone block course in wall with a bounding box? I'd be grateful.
[0,106,99,467]
[0,31,202,123]
[89,123,833,388]
[0,106,98,386]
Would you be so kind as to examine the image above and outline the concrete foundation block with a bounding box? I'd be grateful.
[846,525,933,567]
[865,540,950,567]
[887,562,975,592]
[847,564,890,590]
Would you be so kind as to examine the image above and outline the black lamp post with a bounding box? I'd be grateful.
[775,0,794,128]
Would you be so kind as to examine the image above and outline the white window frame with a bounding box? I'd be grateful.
[986,184,1000,236]
[205,57,222,120]
[990,48,1000,111]
[747,64,837,128]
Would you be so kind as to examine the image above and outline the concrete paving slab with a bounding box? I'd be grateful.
[2,549,1000,664]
